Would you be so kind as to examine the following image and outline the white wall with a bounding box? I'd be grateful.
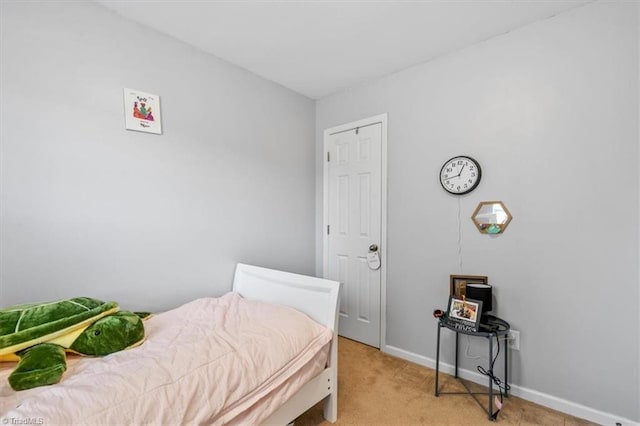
[0,1,316,312]
[317,1,639,422]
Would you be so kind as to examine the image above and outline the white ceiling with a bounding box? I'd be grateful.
[96,0,591,100]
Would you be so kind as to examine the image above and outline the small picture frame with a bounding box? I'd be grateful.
[450,274,488,298]
[446,296,483,332]
[123,88,162,135]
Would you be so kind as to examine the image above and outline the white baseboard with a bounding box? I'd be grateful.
[382,344,638,426]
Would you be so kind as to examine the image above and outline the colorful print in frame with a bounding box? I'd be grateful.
[123,88,162,135]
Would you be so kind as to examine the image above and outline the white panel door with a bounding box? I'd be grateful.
[326,123,382,348]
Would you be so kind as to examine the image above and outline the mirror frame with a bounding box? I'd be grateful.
[472,201,512,234]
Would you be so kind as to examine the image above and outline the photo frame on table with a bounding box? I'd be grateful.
[446,296,483,332]
[450,274,488,298]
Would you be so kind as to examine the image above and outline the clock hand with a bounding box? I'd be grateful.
[456,164,466,177]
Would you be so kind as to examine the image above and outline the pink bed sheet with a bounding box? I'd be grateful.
[0,293,333,424]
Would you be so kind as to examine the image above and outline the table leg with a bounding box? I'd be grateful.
[454,331,459,378]
[488,335,494,421]
[435,323,440,396]
[505,334,509,398]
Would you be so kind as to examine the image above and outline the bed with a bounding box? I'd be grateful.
[0,263,341,425]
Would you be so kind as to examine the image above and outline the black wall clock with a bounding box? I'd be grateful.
[439,155,482,195]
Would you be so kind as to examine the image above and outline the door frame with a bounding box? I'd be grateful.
[322,113,388,348]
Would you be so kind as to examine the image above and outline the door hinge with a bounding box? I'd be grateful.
[327,151,330,162]
[355,127,359,135]
[327,225,330,235]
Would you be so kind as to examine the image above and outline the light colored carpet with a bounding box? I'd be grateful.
[294,337,595,425]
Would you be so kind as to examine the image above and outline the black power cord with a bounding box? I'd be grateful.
[476,334,511,420]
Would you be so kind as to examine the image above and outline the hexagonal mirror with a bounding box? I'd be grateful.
[472,201,512,234]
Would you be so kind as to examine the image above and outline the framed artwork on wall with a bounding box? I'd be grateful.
[450,274,488,298]
[123,88,162,135]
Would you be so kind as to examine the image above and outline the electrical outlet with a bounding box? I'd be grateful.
[508,330,520,351]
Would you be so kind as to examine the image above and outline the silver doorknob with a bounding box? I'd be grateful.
[369,244,378,252]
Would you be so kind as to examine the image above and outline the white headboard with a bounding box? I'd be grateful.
[232,263,340,331]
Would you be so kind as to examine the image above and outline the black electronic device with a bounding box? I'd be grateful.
[465,283,492,321]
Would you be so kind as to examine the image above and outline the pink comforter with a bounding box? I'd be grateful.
[0,293,333,424]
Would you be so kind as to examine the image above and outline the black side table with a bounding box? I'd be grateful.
[435,315,510,421]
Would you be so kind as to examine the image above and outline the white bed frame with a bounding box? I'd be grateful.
[232,263,341,425]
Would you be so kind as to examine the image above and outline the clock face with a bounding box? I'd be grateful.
[439,156,482,195]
